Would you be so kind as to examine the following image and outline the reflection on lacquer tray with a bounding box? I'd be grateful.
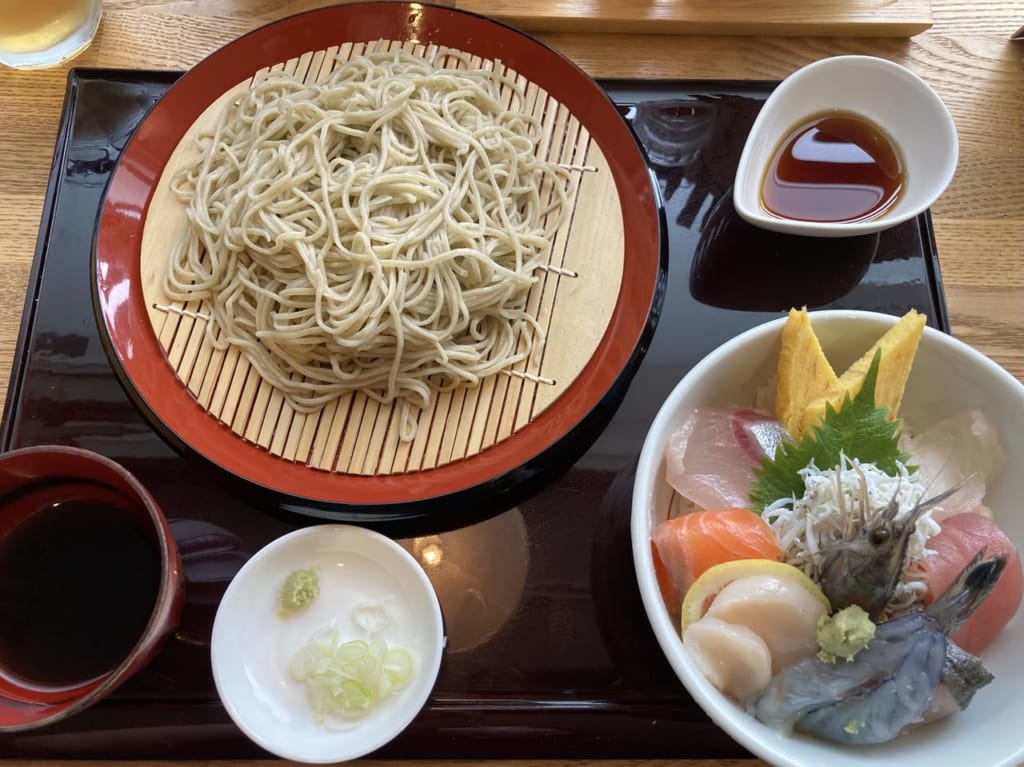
[405,511,529,655]
[127,519,248,696]
[591,457,679,689]
[690,189,879,311]
[644,94,761,230]
[632,99,715,168]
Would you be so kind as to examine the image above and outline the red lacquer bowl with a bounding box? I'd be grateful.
[0,446,184,732]
[93,2,666,521]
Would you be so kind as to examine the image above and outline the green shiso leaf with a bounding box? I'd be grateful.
[749,349,913,513]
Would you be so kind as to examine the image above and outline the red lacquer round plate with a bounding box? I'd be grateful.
[93,2,666,524]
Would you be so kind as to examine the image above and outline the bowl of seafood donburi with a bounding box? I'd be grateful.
[631,309,1024,767]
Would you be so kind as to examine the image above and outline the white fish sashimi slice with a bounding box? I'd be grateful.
[664,408,787,511]
[902,409,1005,517]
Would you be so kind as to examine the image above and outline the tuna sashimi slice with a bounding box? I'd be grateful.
[918,513,1023,654]
[664,407,787,511]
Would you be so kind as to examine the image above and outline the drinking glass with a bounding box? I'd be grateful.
[0,0,102,69]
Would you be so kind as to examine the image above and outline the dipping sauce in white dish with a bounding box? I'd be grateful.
[733,55,957,238]
[761,111,905,224]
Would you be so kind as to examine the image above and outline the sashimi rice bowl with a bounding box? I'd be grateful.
[631,309,1024,767]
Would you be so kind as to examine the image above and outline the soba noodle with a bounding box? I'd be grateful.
[164,49,570,440]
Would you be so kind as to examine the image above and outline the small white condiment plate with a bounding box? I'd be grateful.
[733,55,958,238]
[211,525,445,763]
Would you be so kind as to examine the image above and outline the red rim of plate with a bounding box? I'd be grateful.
[93,1,664,507]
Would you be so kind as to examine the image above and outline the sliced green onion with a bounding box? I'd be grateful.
[384,648,415,687]
[290,627,416,723]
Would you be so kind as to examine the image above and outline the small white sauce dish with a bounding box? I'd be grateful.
[211,525,444,763]
[733,56,958,238]
[631,310,1024,767]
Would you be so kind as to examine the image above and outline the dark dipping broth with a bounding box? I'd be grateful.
[0,482,161,688]
[761,110,905,224]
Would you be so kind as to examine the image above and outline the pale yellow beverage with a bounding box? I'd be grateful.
[0,0,102,69]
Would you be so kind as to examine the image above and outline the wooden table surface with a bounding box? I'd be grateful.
[0,0,1022,765]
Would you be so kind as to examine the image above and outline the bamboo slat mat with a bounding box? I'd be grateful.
[140,40,625,476]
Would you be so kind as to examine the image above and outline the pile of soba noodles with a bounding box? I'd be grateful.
[165,49,570,440]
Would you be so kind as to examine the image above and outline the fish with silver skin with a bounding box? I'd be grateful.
[925,641,994,721]
[748,554,1005,745]
[817,477,965,620]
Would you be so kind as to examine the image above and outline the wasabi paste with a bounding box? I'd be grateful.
[279,566,320,614]
[816,604,876,663]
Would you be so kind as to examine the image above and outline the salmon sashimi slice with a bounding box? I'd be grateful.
[651,507,783,613]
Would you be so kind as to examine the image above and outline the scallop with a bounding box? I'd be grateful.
[704,574,828,672]
[683,616,773,703]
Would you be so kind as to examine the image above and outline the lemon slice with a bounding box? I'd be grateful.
[680,559,830,632]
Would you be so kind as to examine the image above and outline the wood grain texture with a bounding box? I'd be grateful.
[0,0,1023,765]
[456,0,934,38]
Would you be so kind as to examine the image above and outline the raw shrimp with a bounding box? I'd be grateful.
[760,456,941,615]
[749,555,1005,745]
[817,479,964,620]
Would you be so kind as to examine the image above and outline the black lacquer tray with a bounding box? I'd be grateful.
[0,69,948,759]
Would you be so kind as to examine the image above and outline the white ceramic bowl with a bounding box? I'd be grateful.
[631,310,1024,767]
[733,56,958,238]
[211,525,445,763]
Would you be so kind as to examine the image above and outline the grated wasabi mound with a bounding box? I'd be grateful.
[279,566,320,614]
[817,605,876,663]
